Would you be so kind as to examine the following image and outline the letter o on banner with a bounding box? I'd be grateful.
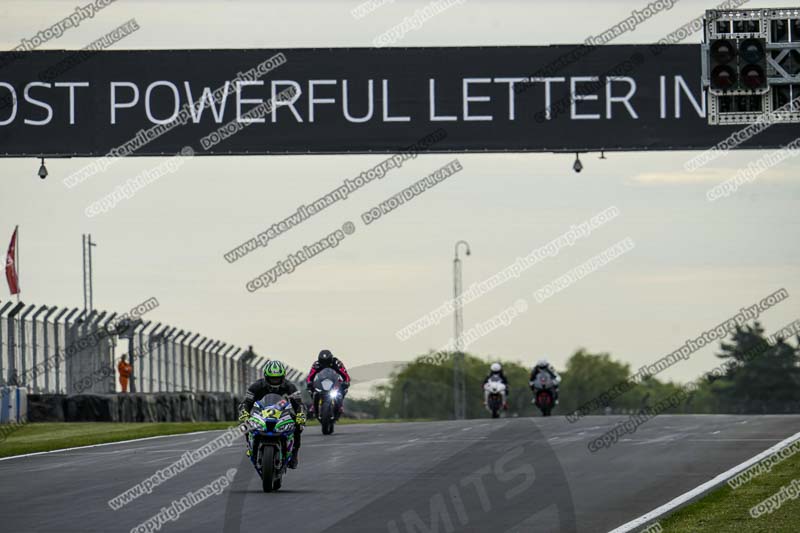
[145,81,181,124]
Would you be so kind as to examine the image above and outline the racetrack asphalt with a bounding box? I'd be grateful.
[1,414,798,533]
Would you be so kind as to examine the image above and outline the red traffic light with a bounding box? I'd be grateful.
[711,40,736,64]
[711,65,738,90]
[741,65,765,89]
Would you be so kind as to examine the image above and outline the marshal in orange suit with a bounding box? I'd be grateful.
[117,355,133,393]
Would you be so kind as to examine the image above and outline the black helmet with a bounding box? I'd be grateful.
[318,349,333,366]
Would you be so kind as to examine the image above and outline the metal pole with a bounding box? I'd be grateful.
[215,343,227,392]
[7,302,25,386]
[31,306,47,392]
[50,308,67,393]
[222,346,235,393]
[41,306,57,393]
[19,305,35,390]
[453,240,470,420]
[186,333,199,391]
[179,332,189,392]
[163,327,176,392]
[0,302,14,385]
[121,318,138,394]
[137,321,151,393]
[82,235,86,312]
[198,339,208,391]
[59,308,79,394]
[207,341,219,391]
[172,330,185,392]
[230,348,241,394]
[88,235,96,312]
[149,323,163,392]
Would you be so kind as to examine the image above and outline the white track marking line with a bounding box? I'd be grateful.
[0,430,222,462]
[607,430,800,533]
[685,438,786,442]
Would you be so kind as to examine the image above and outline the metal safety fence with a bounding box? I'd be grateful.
[0,299,305,395]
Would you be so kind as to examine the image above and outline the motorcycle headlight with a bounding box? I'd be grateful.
[329,389,340,399]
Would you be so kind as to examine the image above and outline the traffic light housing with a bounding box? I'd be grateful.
[739,38,768,90]
[710,39,738,90]
[707,37,767,93]
[704,8,800,125]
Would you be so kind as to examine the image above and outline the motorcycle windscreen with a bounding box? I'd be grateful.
[313,368,342,391]
[259,393,286,408]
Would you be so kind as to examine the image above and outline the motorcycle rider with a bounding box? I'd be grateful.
[529,358,561,405]
[306,349,351,419]
[238,360,306,469]
[482,362,510,409]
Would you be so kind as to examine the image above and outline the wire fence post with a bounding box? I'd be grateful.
[179,332,189,392]
[148,323,162,392]
[163,327,176,392]
[31,306,46,392]
[6,302,25,385]
[0,302,13,386]
[197,337,210,392]
[207,340,219,391]
[135,321,149,393]
[187,333,199,392]
[222,346,234,393]
[58,308,79,393]
[40,307,57,393]
[215,343,227,392]
[19,305,35,388]
[172,329,184,392]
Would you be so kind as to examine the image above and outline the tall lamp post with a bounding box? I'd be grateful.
[453,240,471,420]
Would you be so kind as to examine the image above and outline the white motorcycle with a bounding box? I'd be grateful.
[484,377,507,418]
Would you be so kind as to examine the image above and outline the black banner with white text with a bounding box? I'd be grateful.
[0,45,795,157]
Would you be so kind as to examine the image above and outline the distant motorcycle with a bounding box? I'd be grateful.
[245,393,297,492]
[483,377,507,419]
[312,367,344,435]
[531,373,556,417]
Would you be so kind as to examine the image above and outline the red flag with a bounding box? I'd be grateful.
[6,226,19,295]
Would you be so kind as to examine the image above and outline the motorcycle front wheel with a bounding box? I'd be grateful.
[321,401,334,435]
[261,446,277,492]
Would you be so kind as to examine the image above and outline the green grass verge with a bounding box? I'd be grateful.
[0,422,235,458]
[0,418,433,458]
[658,444,800,533]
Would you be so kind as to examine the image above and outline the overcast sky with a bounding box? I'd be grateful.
[1,0,798,393]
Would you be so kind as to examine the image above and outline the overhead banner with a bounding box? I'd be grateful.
[0,45,795,157]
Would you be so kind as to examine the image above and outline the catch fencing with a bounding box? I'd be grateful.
[0,299,305,395]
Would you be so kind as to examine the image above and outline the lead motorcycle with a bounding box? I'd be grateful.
[312,367,344,435]
[245,393,297,492]
[531,373,556,417]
